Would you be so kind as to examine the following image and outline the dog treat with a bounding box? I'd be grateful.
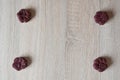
[94,11,109,25]
[93,57,108,72]
[12,57,28,71]
[17,9,32,23]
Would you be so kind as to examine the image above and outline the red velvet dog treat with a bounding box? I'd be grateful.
[94,11,109,25]
[12,57,28,71]
[17,9,31,23]
[93,57,108,72]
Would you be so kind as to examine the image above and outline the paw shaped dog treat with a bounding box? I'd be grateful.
[17,9,32,23]
[93,57,108,72]
[94,11,109,25]
[12,57,28,71]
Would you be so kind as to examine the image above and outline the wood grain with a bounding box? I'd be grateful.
[0,0,120,80]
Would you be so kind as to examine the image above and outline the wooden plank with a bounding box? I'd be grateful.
[67,0,119,80]
[0,0,66,80]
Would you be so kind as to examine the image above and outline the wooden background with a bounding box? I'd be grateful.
[0,0,120,80]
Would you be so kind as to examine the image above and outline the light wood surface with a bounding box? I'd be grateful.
[0,0,120,80]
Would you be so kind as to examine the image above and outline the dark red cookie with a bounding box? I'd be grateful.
[94,11,109,25]
[93,57,108,72]
[17,9,31,23]
[12,57,28,71]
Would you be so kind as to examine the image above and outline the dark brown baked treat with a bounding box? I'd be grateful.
[12,57,28,71]
[17,9,31,23]
[94,11,109,25]
[93,57,108,72]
